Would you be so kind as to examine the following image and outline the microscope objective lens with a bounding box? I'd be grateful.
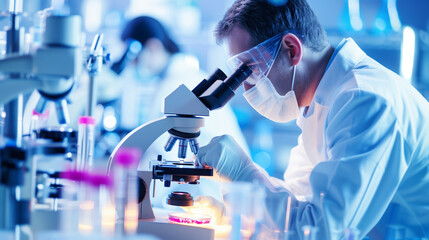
[178,139,188,159]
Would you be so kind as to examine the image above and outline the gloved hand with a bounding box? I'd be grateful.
[194,196,226,225]
[198,135,261,182]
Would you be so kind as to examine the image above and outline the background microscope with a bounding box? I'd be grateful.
[0,0,84,238]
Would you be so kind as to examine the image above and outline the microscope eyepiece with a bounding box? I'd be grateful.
[198,63,252,110]
[224,63,252,91]
[192,68,227,97]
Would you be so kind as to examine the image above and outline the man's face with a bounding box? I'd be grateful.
[226,25,294,95]
[226,26,256,91]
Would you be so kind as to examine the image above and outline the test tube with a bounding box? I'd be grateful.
[114,148,142,236]
[79,172,114,236]
[224,182,253,240]
[76,116,96,171]
[283,195,292,240]
[60,170,87,234]
[249,186,266,240]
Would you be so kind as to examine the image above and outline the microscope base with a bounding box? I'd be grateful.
[138,219,214,240]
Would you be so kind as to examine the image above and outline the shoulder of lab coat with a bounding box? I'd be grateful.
[307,39,429,237]
[266,38,429,238]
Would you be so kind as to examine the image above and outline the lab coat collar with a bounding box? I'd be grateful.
[303,38,366,118]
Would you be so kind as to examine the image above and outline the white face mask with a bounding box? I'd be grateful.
[243,66,300,123]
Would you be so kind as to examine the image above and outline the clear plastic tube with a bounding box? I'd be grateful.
[78,172,113,236]
[60,170,85,234]
[223,182,253,240]
[249,185,266,240]
[76,116,96,171]
[61,170,114,237]
[114,148,142,236]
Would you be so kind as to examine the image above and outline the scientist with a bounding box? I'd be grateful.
[198,0,429,239]
[111,16,248,207]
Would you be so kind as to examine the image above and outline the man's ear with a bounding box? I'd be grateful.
[281,33,302,66]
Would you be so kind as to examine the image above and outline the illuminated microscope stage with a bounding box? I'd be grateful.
[137,160,215,240]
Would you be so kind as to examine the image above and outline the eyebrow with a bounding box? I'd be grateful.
[239,57,253,64]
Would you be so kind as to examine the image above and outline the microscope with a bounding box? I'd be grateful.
[108,63,252,239]
[0,16,82,124]
[0,11,82,238]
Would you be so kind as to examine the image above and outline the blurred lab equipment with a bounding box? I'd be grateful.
[76,116,96,171]
[340,0,364,32]
[59,169,116,238]
[0,2,83,237]
[85,33,105,117]
[225,182,253,240]
[221,181,277,240]
[106,63,251,239]
[28,109,49,139]
[31,128,75,207]
[373,0,401,34]
[78,172,114,236]
[27,127,78,235]
[110,16,181,131]
[0,146,32,240]
[113,148,141,236]
[0,14,82,125]
[110,39,142,76]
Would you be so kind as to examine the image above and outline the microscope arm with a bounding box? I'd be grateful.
[0,78,43,105]
[0,45,81,106]
[0,55,33,73]
[107,116,204,173]
[0,55,38,105]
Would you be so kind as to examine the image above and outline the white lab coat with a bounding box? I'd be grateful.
[253,38,429,239]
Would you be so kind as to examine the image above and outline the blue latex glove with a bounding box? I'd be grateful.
[198,135,260,182]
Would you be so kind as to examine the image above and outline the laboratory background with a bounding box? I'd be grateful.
[0,0,428,239]
[59,0,429,179]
